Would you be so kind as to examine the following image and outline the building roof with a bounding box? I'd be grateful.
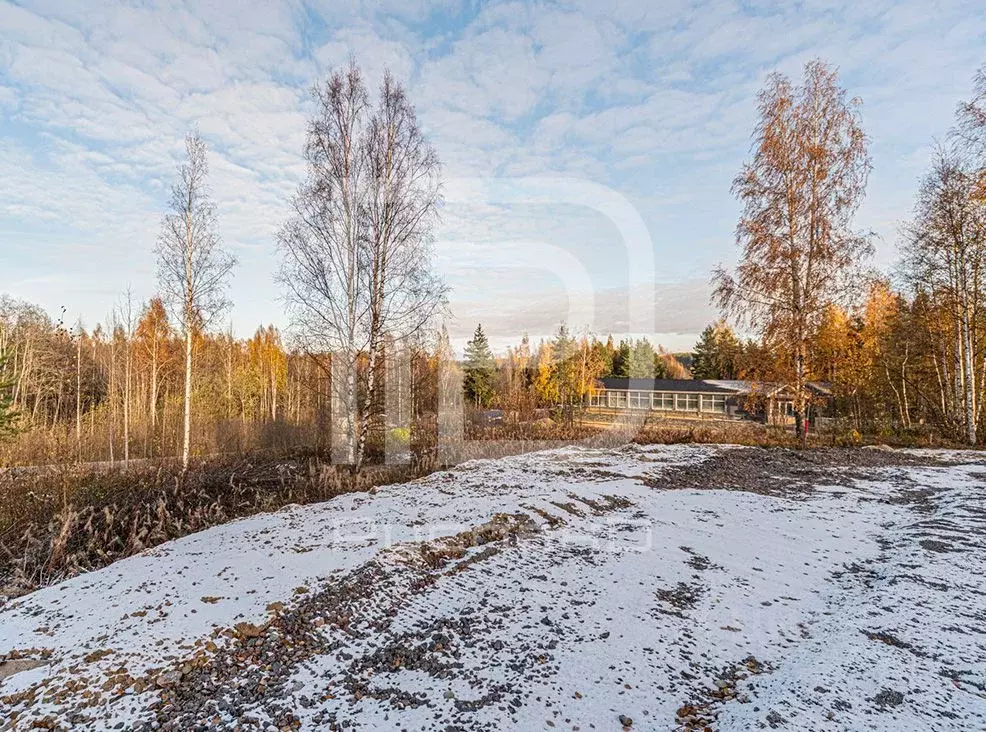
[598,378,739,394]
[597,378,835,398]
[706,380,835,396]
[704,379,785,396]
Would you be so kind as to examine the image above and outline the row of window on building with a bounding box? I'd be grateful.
[587,390,727,413]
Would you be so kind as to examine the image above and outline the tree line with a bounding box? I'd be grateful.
[461,323,688,411]
[0,294,316,464]
[3,58,986,458]
[710,59,986,445]
[0,60,447,468]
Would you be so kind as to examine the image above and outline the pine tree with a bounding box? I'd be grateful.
[629,339,657,378]
[0,348,18,439]
[463,324,496,407]
[611,340,631,377]
[551,325,575,363]
[550,324,579,405]
[691,322,741,379]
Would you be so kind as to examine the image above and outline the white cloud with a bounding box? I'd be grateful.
[0,0,984,347]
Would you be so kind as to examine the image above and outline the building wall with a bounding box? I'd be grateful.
[586,388,730,416]
[584,387,809,425]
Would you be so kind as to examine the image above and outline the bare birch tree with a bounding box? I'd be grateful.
[277,61,444,470]
[116,288,138,466]
[74,319,83,460]
[356,71,444,467]
[278,63,368,466]
[713,59,872,446]
[900,145,986,444]
[156,132,236,468]
[957,63,986,199]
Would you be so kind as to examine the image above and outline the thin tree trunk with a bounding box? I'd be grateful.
[75,332,82,461]
[124,331,131,465]
[183,327,192,468]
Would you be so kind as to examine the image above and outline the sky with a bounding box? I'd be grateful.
[0,0,984,355]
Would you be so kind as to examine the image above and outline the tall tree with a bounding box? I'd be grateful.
[278,61,444,469]
[957,63,986,199]
[611,340,631,378]
[714,59,872,445]
[550,325,579,406]
[156,131,236,468]
[573,335,610,409]
[117,289,138,465]
[629,338,657,378]
[463,324,496,407]
[357,70,445,465]
[135,298,171,436]
[900,145,986,444]
[0,348,18,440]
[691,321,742,379]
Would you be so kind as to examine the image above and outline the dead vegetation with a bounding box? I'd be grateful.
[0,419,609,599]
[0,415,962,601]
[642,445,939,497]
[0,454,412,598]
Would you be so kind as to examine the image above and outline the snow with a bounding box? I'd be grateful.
[1,443,984,731]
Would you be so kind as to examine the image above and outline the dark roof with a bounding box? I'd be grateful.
[598,378,739,394]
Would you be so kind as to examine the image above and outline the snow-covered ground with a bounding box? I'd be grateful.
[1,444,984,731]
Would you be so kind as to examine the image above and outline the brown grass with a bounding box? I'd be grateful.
[2,414,951,600]
[0,419,606,598]
[0,454,407,597]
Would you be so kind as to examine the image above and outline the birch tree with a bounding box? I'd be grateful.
[135,298,170,436]
[278,61,444,470]
[357,71,444,466]
[0,347,17,439]
[957,63,986,199]
[713,59,872,446]
[900,146,986,444]
[278,63,367,465]
[156,132,236,468]
[116,289,138,465]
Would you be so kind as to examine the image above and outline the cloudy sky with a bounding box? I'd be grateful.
[1,0,984,353]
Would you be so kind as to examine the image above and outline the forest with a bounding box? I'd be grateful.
[2,58,986,470]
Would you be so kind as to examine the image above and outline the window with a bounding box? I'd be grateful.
[629,391,649,410]
[676,393,698,411]
[608,390,627,408]
[653,392,673,410]
[700,395,726,413]
[589,392,605,407]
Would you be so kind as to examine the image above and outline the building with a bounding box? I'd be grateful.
[586,377,832,425]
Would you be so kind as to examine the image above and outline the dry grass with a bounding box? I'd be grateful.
[0,419,603,599]
[632,420,800,447]
[2,414,953,600]
[0,455,408,598]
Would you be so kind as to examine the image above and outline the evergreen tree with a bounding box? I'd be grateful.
[0,349,18,439]
[463,324,496,407]
[551,324,578,405]
[691,321,742,379]
[629,339,657,378]
[551,324,576,363]
[611,340,631,377]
